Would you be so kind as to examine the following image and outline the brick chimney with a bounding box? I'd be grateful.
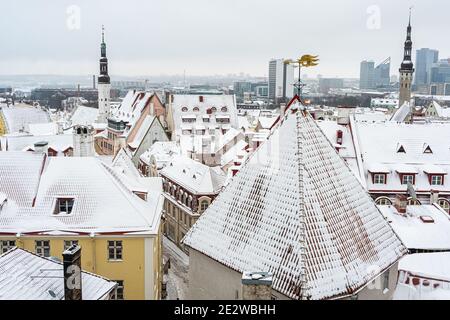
[63,245,82,300]
[241,271,273,300]
[430,190,439,204]
[394,194,408,215]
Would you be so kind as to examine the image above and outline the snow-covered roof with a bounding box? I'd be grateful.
[0,152,45,206]
[127,116,156,150]
[160,155,225,195]
[28,122,59,136]
[70,105,99,126]
[0,247,116,300]
[0,134,73,153]
[0,153,163,235]
[354,121,450,193]
[170,94,238,136]
[139,141,181,168]
[379,205,450,251]
[1,105,50,134]
[184,101,406,300]
[390,102,411,122]
[257,116,278,130]
[399,252,450,281]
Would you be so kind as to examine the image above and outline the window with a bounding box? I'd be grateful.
[407,198,421,206]
[64,240,79,251]
[431,175,443,186]
[108,241,123,261]
[200,200,209,212]
[193,107,200,112]
[375,197,392,206]
[1,240,16,254]
[373,174,386,184]
[401,175,415,185]
[181,107,188,112]
[55,198,74,214]
[111,280,124,300]
[35,240,50,257]
[397,145,406,153]
[210,107,217,113]
[221,106,228,112]
[438,199,450,214]
[383,272,390,290]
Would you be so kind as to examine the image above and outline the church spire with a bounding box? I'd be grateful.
[400,8,414,72]
[98,25,110,84]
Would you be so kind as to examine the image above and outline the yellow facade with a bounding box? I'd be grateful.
[1,230,162,300]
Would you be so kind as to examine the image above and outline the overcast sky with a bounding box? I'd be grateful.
[0,0,448,78]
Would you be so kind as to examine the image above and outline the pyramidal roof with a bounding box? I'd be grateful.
[183,97,406,300]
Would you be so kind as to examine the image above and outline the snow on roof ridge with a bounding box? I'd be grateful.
[183,107,406,300]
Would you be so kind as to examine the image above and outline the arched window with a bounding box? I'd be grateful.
[438,199,450,214]
[200,200,210,212]
[407,198,421,206]
[182,107,188,112]
[375,197,392,206]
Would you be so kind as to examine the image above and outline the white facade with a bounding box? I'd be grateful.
[97,83,111,123]
[73,125,95,157]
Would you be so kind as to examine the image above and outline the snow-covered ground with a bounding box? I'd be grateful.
[1,104,50,134]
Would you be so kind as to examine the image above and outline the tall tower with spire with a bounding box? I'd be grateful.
[398,10,414,107]
[97,25,111,123]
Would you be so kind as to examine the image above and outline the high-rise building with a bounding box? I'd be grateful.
[398,13,414,107]
[415,48,439,86]
[319,78,344,94]
[97,26,111,123]
[360,60,375,89]
[374,57,391,87]
[268,59,295,103]
[430,59,450,84]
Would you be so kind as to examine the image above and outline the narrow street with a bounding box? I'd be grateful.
[162,236,189,300]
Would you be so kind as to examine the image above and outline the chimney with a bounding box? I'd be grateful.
[63,245,82,300]
[394,194,408,215]
[34,141,49,154]
[430,190,439,204]
[337,106,354,125]
[199,95,204,103]
[336,130,343,145]
[241,271,273,300]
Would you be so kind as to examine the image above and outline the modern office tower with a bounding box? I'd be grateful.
[360,60,375,89]
[374,57,391,87]
[268,59,295,102]
[415,48,439,86]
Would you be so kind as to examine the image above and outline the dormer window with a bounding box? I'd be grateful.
[431,175,444,186]
[193,107,200,112]
[221,107,228,112]
[373,173,387,184]
[401,174,415,185]
[397,145,406,153]
[54,198,74,215]
[182,107,188,112]
[423,144,433,154]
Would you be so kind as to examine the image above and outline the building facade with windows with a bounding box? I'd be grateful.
[95,90,167,156]
[159,155,226,253]
[0,152,164,300]
[317,116,450,214]
[184,97,406,300]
